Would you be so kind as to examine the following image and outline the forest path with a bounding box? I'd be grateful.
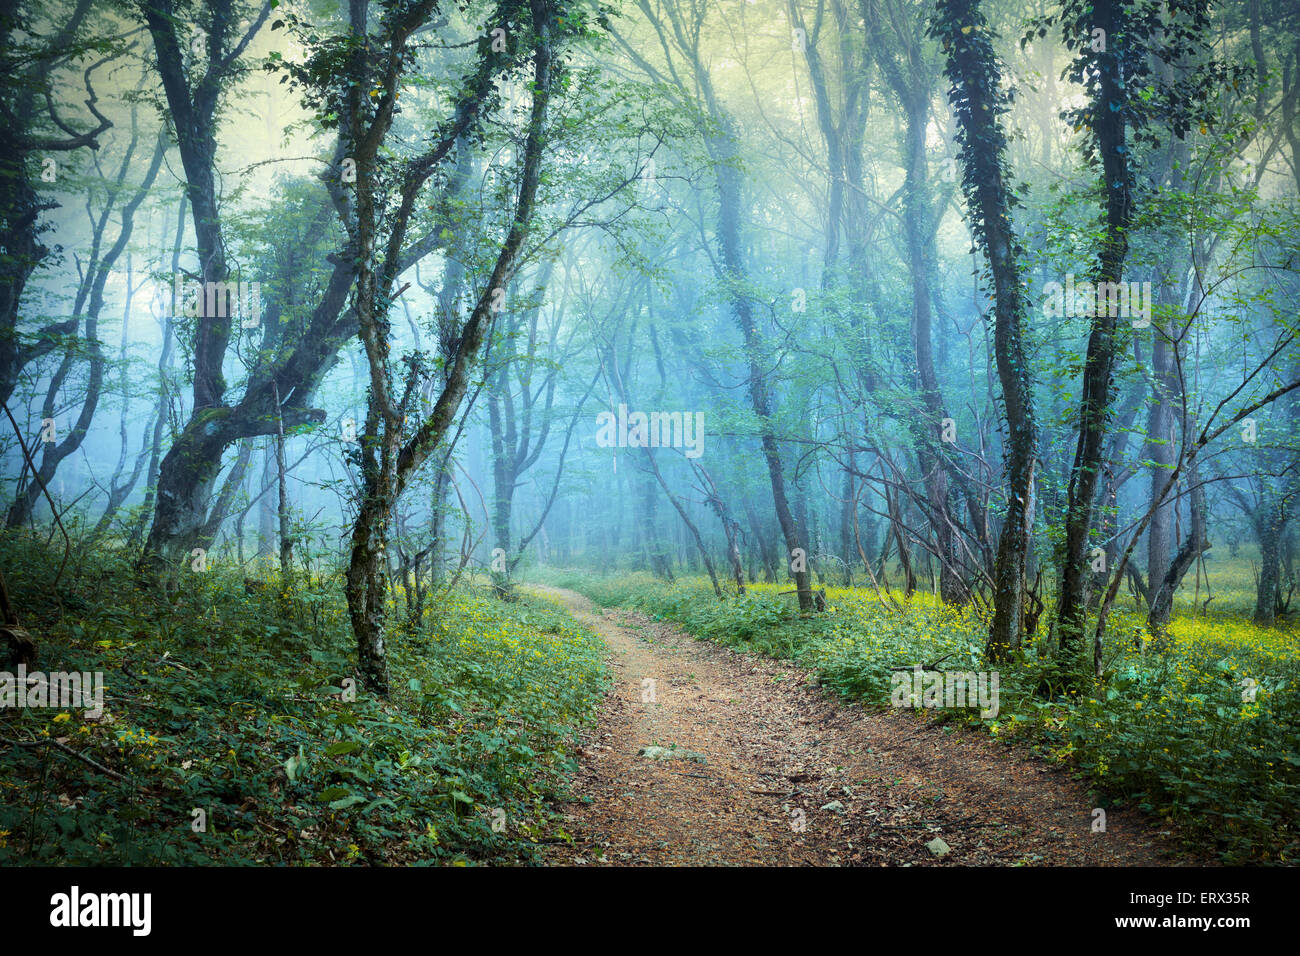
[532,586,1191,867]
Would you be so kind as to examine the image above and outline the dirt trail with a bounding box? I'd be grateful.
[535,586,1192,867]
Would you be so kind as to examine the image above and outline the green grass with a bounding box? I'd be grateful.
[536,565,1300,864]
[0,537,607,865]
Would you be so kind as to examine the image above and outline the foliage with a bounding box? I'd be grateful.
[0,537,606,865]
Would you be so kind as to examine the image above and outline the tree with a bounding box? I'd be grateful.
[7,106,167,527]
[931,0,1037,661]
[0,0,112,409]
[1041,0,1225,673]
[333,0,577,691]
[615,0,816,609]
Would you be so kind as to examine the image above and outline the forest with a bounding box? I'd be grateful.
[0,0,1297,875]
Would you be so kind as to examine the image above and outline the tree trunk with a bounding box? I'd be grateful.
[1254,506,1284,626]
[1054,0,1134,676]
[273,383,292,577]
[933,0,1038,659]
[1148,459,1208,639]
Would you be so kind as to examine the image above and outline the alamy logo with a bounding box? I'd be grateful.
[172,274,262,327]
[595,403,704,459]
[50,886,151,936]
[890,665,999,719]
[1041,274,1152,328]
[0,665,103,719]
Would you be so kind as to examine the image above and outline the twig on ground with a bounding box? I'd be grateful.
[1,734,134,785]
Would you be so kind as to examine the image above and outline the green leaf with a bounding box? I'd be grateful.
[284,747,307,782]
[329,794,367,811]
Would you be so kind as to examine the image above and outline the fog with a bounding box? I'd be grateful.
[0,0,1295,766]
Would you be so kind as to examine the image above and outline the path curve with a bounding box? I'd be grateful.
[535,586,1192,867]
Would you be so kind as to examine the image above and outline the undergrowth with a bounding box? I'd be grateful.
[0,537,606,865]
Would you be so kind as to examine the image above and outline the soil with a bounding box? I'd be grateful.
[535,587,1197,867]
